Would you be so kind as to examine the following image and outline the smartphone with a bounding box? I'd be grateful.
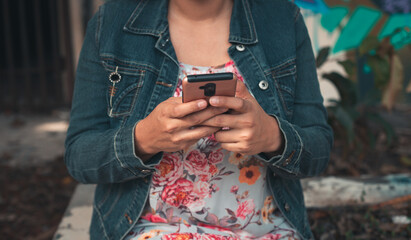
[182,72,237,103]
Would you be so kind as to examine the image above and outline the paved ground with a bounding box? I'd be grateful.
[0,110,69,167]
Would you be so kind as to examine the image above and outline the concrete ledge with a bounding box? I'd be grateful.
[53,174,411,239]
[53,184,96,240]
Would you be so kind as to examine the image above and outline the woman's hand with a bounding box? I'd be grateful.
[134,97,226,159]
[202,80,283,155]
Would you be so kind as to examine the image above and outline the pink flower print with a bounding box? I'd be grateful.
[161,178,196,207]
[208,149,224,164]
[206,133,218,143]
[152,153,183,186]
[163,233,236,240]
[184,150,208,176]
[230,185,239,194]
[208,164,218,176]
[174,85,182,97]
[199,174,211,182]
[259,234,282,240]
[225,60,234,68]
[211,183,219,192]
[201,234,232,240]
[141,213,168,223]
[193,180,211,199]
[224,61,244,83]
[162,233,195,240]
[236,199,255,220]
[187,199,206,212]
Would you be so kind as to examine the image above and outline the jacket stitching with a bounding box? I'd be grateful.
[109,75,145,118]
[242,0,258,42]
[265,57,296,73]
[103,186,124,220]
[95,4,104,50]
[101,56,160,74]
[125,0,148,31]
[93,204,110,240]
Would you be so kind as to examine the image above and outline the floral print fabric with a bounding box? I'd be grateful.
[126,61,300,240]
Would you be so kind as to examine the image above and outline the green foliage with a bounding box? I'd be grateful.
[322,68,395,157]
[317,41,399,157]
[318,27,411,157]
[359,36,380,55]
[316,47,330,68]
[366,55,390,90]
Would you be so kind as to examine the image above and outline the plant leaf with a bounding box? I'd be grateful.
[226,208,236,217]
[359,36,379,55]
[366,113,396,146]
[316,47,330,68]
[322,72,357,107]
[367,55,390,90]
[205,213,219,225]
[334,106,355,143]
[338,59,356,78]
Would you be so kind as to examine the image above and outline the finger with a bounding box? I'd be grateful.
[181,107,228,127]
[168,99,208,118]
[201,113,251,129]
[209,96,250,113]
[235,80,253,99]
[167,97,183,103]
[174,126,221,142]
[214,128,242,143]
[220,142,248,154]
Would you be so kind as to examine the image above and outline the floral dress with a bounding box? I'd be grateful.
[125,61,301,240]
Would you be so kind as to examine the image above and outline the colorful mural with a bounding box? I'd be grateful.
[294,0,411,52]
[293,0,411,108]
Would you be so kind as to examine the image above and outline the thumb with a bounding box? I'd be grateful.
[235,80,252,99]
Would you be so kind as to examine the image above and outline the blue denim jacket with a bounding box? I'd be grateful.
[65,0,333,239]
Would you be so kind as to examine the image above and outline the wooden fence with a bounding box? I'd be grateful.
[0,0,74,112]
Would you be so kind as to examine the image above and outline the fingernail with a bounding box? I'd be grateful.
[198,101,207,108]
[210,97,219,105]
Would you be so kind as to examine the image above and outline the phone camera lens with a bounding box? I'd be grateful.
[200,83,216,96]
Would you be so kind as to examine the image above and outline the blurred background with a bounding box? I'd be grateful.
[0,0,410,239]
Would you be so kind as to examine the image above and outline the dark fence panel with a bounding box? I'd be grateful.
[0,0,74,112]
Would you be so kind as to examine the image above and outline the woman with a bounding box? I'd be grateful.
[65,0,333,239]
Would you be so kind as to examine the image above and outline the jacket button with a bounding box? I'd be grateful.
[236,44,245,52]
[284,203,290,211]
[258,80,269,90]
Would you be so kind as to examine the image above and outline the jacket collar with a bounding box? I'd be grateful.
[123,0,258,45]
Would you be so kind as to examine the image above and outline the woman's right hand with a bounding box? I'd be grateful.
[134,97,226,160]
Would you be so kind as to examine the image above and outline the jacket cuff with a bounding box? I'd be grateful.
[114,123,163,176]
[257,115,303,174]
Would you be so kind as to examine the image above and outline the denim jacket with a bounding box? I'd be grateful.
[65,0,333,239]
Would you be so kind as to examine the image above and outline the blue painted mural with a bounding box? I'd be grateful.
[293,0,411,52]
[292,0,411,109]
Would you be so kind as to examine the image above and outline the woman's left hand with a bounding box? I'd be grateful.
[201,80,283,155]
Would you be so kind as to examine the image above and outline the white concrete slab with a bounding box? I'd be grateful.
[0,112,69,167]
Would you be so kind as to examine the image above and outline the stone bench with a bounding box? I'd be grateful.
[53,174,411,239]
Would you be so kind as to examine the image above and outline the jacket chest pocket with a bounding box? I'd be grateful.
[102,60,145,118]
[270,58,297,119]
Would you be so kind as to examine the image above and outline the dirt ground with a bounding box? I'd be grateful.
[0,109,410,240]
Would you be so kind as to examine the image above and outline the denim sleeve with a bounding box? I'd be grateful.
[64,8,161,184]
[257,7,333,179]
